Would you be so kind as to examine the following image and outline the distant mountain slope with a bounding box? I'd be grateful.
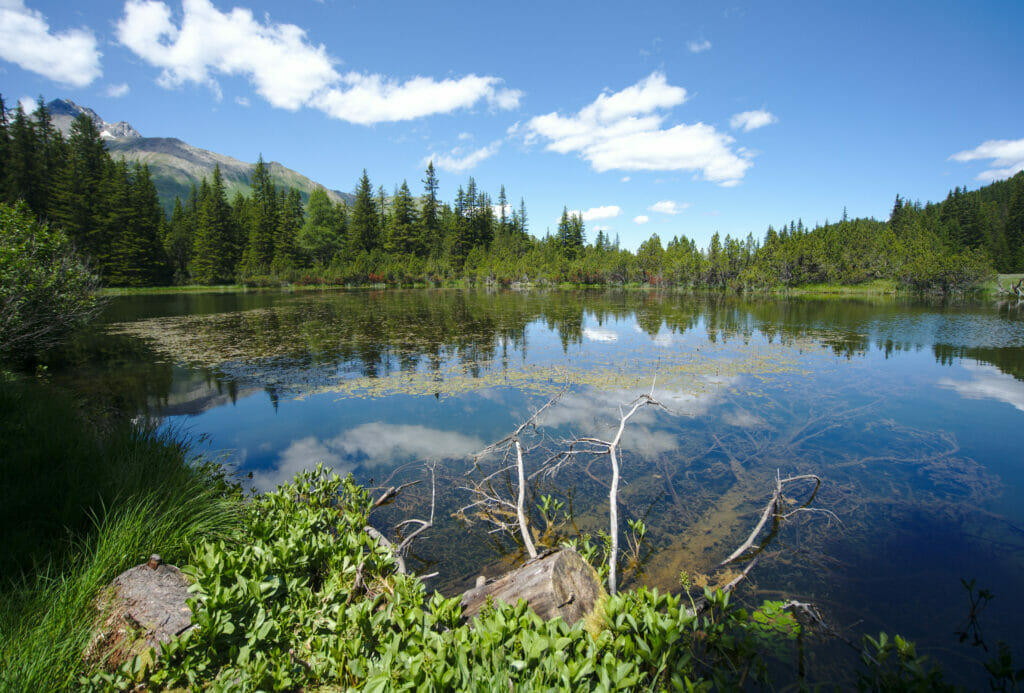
[47,99,353,212]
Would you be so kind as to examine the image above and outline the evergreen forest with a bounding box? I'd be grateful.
[3,96,1022,292]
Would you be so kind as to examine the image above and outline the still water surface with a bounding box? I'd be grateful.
[57,289,1024,683]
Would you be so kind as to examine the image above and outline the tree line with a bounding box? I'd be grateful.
[3,95,1021,291]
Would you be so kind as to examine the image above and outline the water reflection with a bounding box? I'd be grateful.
[45,288,1024,685]
[938,363,1024,412]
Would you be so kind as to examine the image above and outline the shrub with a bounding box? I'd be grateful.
[0,202,102,364]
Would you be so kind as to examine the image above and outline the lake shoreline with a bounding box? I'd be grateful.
[101,274,1024,297]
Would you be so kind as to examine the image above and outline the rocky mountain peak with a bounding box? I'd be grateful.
[46,98,141,140]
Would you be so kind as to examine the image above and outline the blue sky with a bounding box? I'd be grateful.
[2,0,1022,250]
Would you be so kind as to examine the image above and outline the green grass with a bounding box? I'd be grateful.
[783,279,899,295]
[100,283,249,296]
[982,273,1024,294]
[0,376,243,690]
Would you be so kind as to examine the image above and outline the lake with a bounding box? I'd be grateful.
[52,288,1024,685]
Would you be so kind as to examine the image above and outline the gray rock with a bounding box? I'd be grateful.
[86,555,194,667]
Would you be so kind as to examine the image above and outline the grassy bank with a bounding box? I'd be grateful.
[983,273,1024,294]
[0,376,243,689]
[100,278,913,297]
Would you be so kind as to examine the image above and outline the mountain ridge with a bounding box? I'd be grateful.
[46,99,353,212]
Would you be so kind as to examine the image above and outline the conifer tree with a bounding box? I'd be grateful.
[6,104,43,212]
[349,169,379,253]
[242,156,277,273]
[385,180,418,254]
[298,187,344,265]
[0,95,9,202]
[420,162,441,255]
[51,113,108,262]
[273,187,303,272]
[165,197,192,282]
[192,166,235,284]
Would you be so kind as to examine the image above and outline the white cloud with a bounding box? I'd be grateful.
[539,381,735,442]
[730,109,778,132]
[620,176,631,182]
[235,95,250,106]
[634,215,650,224]
[314,73,521,125]
[687,39,712,53]
[949,137,1024,182]
[424,141,501,173]
[106,82,130,98]
[0,0,101,86]
[583,327,619,343]
[17,95,36,113]
[492,202,512,218]
[329,423,484,462]
[649,200,690,215]
[252,423,483,492]
[117,0,520,124]
[457,131,473,140]
[523,72,752,185]
[570,205,621,222]
[937,363,1024,412]
[722,409,766,428]
[253,435,353,492]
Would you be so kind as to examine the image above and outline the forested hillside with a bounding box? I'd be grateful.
[2,96,1020,291]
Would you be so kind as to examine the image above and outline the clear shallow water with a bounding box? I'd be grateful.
[53,289,1024,685]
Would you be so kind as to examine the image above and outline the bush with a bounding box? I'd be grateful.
[0,202,102,363]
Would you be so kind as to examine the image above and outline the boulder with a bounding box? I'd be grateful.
[86,554,193,667]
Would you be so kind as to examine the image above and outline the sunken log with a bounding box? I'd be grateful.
[460,549,604,625]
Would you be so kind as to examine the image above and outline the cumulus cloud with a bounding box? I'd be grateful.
[949,137,1024,182]
[0,0,101,86]
[570,205,621,222]
[329,423,484,461]
[687,39,712,53]
[730,109,778,132]
[523,72,752,185]
[582,327,619,343]
[252,423,484,491]
[253,435,352,491]
[314,73,521,125]
[722,409,766,428]
[117,0,520,124]
[492,202,512,218]
[539,380,736,442]
[937,363,1024,412]
[105,82,131,98]
[649,200,689,215]
[634,215,650,224]
[425,141,501,173]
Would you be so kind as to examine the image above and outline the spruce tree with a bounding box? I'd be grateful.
[385,180,418,254]
[6,104,42,212]
[165,197,192,282]
[273,187,303,273]
[298,187,344,265]
[51,114,108,262]
[420,162,441,255]
[192,166,234,284]
[349,169,380,253]
[242,156,277,273]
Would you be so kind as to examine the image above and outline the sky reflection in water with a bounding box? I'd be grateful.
[74,290,1024,684]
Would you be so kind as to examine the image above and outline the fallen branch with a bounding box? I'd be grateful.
[366,463,438,576]
[463,388,567,559]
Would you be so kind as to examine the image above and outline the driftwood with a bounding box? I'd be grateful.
[460,548,603,625]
